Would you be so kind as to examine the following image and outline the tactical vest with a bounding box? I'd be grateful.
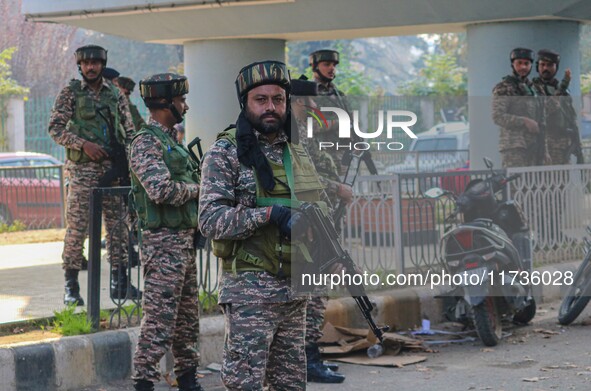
[130,124,199,230]
[66,79,125,163]
[211,128,325,277]
[534,79,569,134]
[502,75,536,96]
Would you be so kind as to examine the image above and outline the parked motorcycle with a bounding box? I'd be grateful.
[557,226,591,325]
[426,158,536,346]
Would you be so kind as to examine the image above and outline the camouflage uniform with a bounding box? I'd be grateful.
[130,118,200,384]
[492,75,545,168]
[49,77,134,271]
[314,83,356,175]
[310,50,359,176]
[117,76,147,132]
[199,60,330,391]
[129,74,202,391]
[199,129,308,390]
[532,75,577,165]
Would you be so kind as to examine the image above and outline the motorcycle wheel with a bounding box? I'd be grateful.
[513,297,537,324]
[558,254,591,325]
[473,296,502,346]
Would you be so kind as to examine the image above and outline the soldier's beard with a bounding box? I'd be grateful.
[541,70,556,81]
[246,109,286,135]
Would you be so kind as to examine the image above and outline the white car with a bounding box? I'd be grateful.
[384,121,470,174]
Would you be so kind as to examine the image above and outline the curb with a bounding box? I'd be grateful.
[0,261,580,390]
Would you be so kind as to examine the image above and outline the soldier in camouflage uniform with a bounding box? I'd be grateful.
[532,49,583,165]
[199,61,327,390]
[310,49,361,175]
[291,78,349,383]
[492,47,548,168]
[48,45,137,306]
[116,76,147,131]
[130,73,202,391]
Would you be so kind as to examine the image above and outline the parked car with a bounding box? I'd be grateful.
[384,121,470,174]
[0,152,64,228]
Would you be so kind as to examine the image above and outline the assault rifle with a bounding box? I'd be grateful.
[299,202,389,357]
[96,105,130,187]
[561,102,584,164]
[187,135,207,250]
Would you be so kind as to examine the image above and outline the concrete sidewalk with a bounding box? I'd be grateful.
[0,240,580,390]
[0,241,138,323]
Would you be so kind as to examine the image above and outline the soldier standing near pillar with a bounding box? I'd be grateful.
[130,73,202,391]
[492,47,548,167]
[532,49,584,165]
[48,45,139,306]
[199,60,326,390]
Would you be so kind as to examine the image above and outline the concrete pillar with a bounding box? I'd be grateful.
[467,20,580,169]
[183,39,286,152]
[5,97,25,151]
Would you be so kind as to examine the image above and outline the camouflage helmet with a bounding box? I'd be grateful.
[510,47,534,62]
[537,49,560,65]
[75,45,107,65]
[116,76,136,92]
[139,73,189,101]
[235,60,290,103]
[309,49,340,68]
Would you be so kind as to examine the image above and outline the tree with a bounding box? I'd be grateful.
[0,47,28,97]
[396,53,466,96]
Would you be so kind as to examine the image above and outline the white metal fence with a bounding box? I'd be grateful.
[341,165,591,276]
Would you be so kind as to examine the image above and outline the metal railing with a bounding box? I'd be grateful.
[87,186,220,330]
[0,165,65,228]
[507,164,591,265]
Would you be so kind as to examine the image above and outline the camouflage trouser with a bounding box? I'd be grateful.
[221,300,307,390]
[501,148,536,168]
[305,296,328,346]
[62,160,128,270]
[132,228,199,383]
[547,135,570,165]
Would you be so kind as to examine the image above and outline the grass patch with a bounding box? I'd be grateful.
[52,304,93,336]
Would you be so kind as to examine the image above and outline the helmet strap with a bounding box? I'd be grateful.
[314,66,333,83]
[169,103,184,124]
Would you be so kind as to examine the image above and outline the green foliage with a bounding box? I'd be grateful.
[52,304,93,336]
[397,53,466,96]
[0,220,26,233]
[199,290,219,314]
[581,72,591,95]
[0,47,29,97]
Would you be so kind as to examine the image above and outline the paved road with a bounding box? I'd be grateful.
[80,300,591,391]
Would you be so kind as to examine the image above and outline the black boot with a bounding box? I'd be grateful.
[306,345,345,383]
[110,268,142,300]
[64,269,85,306]
[133,379,154,391]
[177,367,204,391]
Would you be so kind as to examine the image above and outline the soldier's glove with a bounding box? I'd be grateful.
[269,205,307,239]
